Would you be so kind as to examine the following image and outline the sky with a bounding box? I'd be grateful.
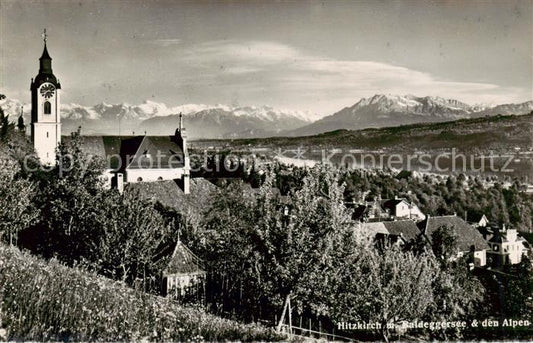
[1,0,532,117]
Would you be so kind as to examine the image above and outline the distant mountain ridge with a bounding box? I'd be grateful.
[1,94,531,138]
[290,94,532,136]
[0,98,315,138]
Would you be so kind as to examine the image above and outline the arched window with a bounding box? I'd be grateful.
[44,101,51,114]
[137,177,143,182]
[157,176,163,181]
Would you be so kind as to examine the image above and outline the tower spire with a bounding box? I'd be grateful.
[39,29,53,74]
[179,112,183,131]
[42,28,48,44]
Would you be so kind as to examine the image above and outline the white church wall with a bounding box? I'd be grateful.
[126,168,185,183]
[33,122,61,165]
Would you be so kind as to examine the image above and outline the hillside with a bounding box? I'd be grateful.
[197,113,533,153]
[0,244,283,342]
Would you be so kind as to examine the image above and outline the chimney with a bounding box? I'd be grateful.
[117,173,124,194]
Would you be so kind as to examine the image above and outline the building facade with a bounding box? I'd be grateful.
[486,226,528,266]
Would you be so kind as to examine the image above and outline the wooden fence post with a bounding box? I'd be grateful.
[288,296,292,336]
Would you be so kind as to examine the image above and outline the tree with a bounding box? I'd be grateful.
[328,246,438,342]
[95,190,173,286]
[427,225,484,340]
[0,156,38,245]
[21,129,107,261]
[431,225,459,262]
[17,115,25,132]
[197,165,360,322]
[0,107,12,141]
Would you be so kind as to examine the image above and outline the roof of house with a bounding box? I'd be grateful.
[164,241,205,276]
[418,215,490,252]
[360,222,389,236]
[466,212,488,223]
[126,177,217,213]
[383,220,421,242]
[63,135,184,171]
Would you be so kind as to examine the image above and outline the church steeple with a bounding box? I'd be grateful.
[32,29,60,90]
[39,30,53,74]
[31,29,62,166]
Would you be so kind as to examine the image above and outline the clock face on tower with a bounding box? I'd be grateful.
[40,84,55,99]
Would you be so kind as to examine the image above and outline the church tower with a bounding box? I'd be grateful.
[31,29,61,165]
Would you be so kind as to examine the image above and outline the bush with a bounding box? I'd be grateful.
[0,244,284,342]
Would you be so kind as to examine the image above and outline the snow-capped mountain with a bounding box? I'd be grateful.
[0,98,28,122]
[140,106,314,138]
[0,97,315,137]
[1,95,531,138]
[290,94,532,136]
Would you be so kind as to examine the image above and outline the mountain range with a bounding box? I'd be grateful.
[288,94,533,136]
[1,94,531,138]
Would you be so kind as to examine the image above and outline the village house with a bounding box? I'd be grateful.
[467,213,489,228]
[349,196,425,222]
[381,197,425,221]
[418,215,490,267]
[358,220,421,249]
[486,225,529,266]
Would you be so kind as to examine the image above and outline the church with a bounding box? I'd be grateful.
[30,31,190,194]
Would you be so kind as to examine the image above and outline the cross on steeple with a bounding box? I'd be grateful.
[42,28,48,44]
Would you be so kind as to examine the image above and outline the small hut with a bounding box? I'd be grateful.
[163,240,206,299]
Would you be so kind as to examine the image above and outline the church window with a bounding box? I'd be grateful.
[157,176,163,181]
[46,132,49,138]
[44,101,51,114]
[137,177,143,182]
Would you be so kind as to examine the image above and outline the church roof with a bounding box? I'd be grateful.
[127,136,185,169]
[65,135,185,171]
[33,43,61,89]
[40,44,52,60]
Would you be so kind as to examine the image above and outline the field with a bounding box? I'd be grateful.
[0,244,283,342]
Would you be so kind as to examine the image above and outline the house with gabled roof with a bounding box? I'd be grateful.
[381,197,425,221]
[467,213,489,228]
[163,240,206,299]
[418,215,490,267]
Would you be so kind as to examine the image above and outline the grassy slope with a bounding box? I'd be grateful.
[0,244,283,342]
[193,113,533,152]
